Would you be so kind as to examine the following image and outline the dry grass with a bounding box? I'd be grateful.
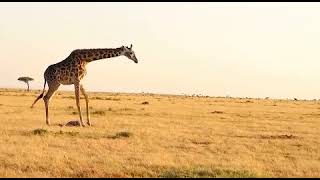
[0,88,319,177]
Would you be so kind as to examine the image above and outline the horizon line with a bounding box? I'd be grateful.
[0,87,318,101]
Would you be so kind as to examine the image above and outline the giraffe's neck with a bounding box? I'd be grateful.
[72,48,124,62]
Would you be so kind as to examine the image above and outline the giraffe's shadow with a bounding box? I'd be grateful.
[57,120,91,127]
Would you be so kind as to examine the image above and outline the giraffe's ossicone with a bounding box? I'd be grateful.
[31,45,138,127]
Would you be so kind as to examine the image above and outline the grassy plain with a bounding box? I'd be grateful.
[0,88,319,177]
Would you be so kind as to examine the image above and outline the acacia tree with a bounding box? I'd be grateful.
[18,77,34,91]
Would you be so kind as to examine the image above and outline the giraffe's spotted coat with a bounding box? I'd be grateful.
[31,45,138,127]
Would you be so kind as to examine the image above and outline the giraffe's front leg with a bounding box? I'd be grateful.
[80,84,91,126]
[74,82,85,127]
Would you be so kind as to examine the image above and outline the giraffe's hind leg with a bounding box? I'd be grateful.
[80,84,91,126]
[43,82,60,125]
[74,82,85,127]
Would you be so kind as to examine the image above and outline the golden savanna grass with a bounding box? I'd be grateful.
[0,88,319,177]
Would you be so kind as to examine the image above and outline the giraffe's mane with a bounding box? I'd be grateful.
[75,47,123,51]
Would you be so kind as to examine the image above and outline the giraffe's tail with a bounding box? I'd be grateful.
[31,79,47,108]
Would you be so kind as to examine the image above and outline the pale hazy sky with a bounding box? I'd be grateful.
[1,2,320,99]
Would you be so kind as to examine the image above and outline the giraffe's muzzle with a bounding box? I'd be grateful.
[132,57,138,63]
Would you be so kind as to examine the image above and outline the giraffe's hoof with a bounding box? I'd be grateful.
[87,122,91,126]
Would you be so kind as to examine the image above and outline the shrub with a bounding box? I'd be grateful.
[141,101,149,105]
[33,128,48,136]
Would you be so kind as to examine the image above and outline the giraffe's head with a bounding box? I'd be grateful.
[121,44,138,63]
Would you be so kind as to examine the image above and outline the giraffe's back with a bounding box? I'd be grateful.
[44,58,88,85]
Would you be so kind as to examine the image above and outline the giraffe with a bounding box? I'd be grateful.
[31,44,138,127]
